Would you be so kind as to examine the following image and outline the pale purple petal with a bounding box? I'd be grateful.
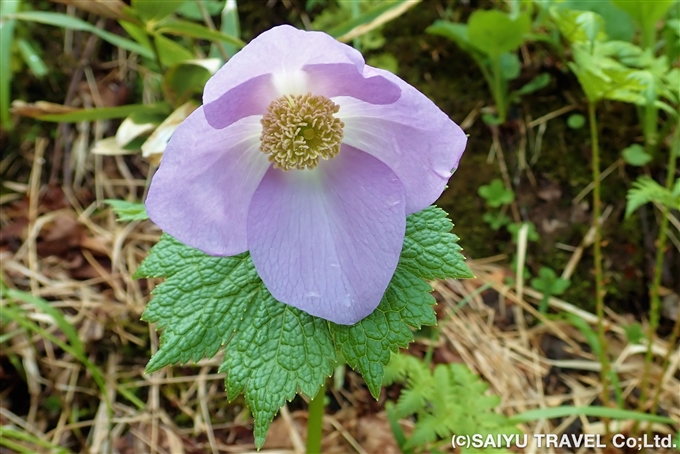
[335,66,467,214]
[146,107,271,256]
[303,63,400,105]
[204,25,360,105]
[246,146,406,325]
[203,73,279,130]
[203,25,400,129]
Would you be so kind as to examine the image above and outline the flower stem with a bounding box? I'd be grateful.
[306,382,326,454]
[588,101,612,420]
[639,120,679,418]
[491,57,507,124]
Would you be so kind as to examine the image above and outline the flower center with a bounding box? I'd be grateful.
[260,93,344,171]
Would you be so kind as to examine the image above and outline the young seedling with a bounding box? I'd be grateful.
[383,353,519,453]
[621,143,652,166]
[478,178,515,208]
[530,266,570,314]
[480,179,516,231]
[427,9,549,124]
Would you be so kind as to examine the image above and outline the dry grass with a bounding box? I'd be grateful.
[2,144,678,453]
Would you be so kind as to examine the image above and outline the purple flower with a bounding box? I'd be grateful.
[146,25,467,325]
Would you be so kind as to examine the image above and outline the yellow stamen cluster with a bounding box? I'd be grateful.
[260,93,344,171]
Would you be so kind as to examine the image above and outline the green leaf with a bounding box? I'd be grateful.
[576,11,605,42]
[482,212,510,230]
[511,73,551,100]
[0,0,20,130]
[16,38,47,78]
[499,52,521,80]
[331,268,435,399]
[530,266,570,296]
[0,427,70,454]
[478,179,515,207]
[467,10,531,58]
[136,206,471,447]
[156,18,245,49]
[623,322,645,344]
[384,353,518,451]
[611,0,676,42]
[331,207,473,398]
[481,113,503,126]
[568,43,642,103]
[10,11,153,58]
[220,297,335,446]
[138,236,335,448]
[567,113,586,129]
[120,19,153,51]
[132,0,184,22]
[162,62,211,105]
[550,7,607,44]
[212,0,240,59]
[177,0,225,20]
[426,21,475,53]
[625,175,679,217]
[621,143,652,166]
[35,102,171,123]
[154,34,195,67]
[104,200,149,221]
[563,0,635,41]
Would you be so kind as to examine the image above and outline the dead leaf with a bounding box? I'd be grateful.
[37,213,83,257]
[11,100,79,118]
[142,101,198,164]
[92,137,137,156]
[50,0,129,20]
[355,413,404,454]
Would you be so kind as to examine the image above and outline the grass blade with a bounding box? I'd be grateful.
[0,0,21,130]
[9,11,153,58]
[511,406,675,424]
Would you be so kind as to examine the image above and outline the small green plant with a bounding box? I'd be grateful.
[507,222,539,243]
[550,3,679,420]
[544,1,679,430]
[530,266,570,313]
[478,179,514,207]
[621,143,652,166]
[104,200,149,221]
[479,179,515,231]
[622,322,645,345]
[482,212,511,230]
[427,8,549,124]
[567,113,586,129]
[625,174,680,218]
[383,353,519,453]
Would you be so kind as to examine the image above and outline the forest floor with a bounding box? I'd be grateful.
[1,1,678,453]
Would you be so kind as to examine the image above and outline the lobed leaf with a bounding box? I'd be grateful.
[136,206,472,447]
[625,175,679,218]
